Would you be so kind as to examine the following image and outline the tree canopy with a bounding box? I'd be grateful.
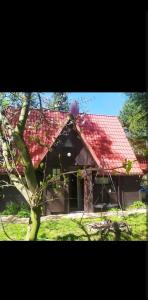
[119,93,148,156]
[0,92,46,109]
[48,93,69,111]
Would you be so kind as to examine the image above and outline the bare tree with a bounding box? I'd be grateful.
[0,93,52,240]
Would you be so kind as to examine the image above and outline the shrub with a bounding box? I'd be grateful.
[1,201,30,217]
[17,210,30,218]
[107,207,120,212]
[2,201,19,215]
[128,201,146,210]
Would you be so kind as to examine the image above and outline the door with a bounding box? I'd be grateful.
[68,174,84,212]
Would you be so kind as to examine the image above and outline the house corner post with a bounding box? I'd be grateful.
[84,170,94,213]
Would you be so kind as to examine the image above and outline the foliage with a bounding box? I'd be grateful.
[127,201,146,210]
[1,201,30,217]
[1,201,19,215]
[119,93,148,155]
[107,207,120,212]
[0,93,39,108]
[120,97,147,137]
[17,205,30,218]
[48,93,69,112]
[122,159,133,174]
[77,169,83,178]
[141,173,148,186]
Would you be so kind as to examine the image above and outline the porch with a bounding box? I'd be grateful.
[44,169,121,215]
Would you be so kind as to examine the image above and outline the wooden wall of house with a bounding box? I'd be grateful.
[44,126,95,173]
[45,187,65,214]
[119,176,141,208]
[92,174,141,209]
[92,174,118,206]
[0,173,142,215]
[44,180,69,214]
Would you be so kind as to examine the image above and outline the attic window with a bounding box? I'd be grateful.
[95,177,109,184]
[52,169,60,176]
[64,139,73,147]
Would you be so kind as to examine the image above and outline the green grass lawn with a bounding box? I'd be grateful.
[0,213,147,241]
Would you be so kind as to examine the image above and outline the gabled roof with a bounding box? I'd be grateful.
[4,109,142,175]
[24,110,69,167]
[76,114,142,175]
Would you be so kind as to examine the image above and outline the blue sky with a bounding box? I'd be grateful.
[69,93,128,116]
[45,93,128,116]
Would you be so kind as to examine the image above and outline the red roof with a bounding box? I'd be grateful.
[24,110,69,167]
[76,114,142,175]
[3,109,143,175]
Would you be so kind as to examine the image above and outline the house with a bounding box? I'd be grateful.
[0,109,144,214]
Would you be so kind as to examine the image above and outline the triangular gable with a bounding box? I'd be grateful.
[24,110,70,168]
[75,124,101,167]
[5,108,70,168]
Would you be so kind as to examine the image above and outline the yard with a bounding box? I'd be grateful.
[0,212,147,241]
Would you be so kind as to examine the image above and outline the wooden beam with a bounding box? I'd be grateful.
[64,179,69,213]
[117,176,123,209]
[84,170,93,212]
[77,176,81,210]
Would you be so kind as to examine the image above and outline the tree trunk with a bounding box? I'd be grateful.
[26,206,41,241]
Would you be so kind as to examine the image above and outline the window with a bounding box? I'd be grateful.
[95,177,109,184]
[52,168,60,176]
[48,169,63,189]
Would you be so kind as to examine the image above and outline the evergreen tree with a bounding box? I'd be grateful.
[49,93,69,112]
[119,93,148,156]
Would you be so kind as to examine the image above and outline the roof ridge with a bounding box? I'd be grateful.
[5,107,119,117]
[79,113,118,117]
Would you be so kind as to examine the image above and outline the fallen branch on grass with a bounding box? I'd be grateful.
[87,219,131,234]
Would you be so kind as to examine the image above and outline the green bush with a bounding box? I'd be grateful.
[17,210,30,218]
[1,201,30,217]
[108,207,120,212]
[2,202,19,215]
[128,201,146,210]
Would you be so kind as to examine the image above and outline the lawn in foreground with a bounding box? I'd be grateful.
[0,213,147,241]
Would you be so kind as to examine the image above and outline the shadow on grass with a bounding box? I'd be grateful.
[39,219,133,241]
[39,231,133,241]
[57,234,82,241]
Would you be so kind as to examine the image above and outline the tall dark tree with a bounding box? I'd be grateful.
[0,92,43,109]
[49,93,69,112]
[119,93,148,155]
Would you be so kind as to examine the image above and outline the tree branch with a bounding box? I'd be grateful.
[0,134,32,203]
[14,93,31,136]
[0,95,38,197]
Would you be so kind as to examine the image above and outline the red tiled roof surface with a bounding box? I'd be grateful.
[1,109,69,172]
[76,114,142,175]
[2,109,143,175]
